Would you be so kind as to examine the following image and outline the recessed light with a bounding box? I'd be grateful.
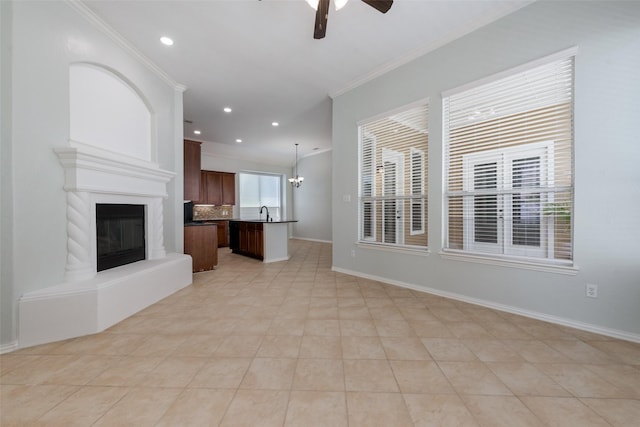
[272,122,279,127]
[235,139,242,143]
[194,130,201,135]
[160,36,174,46]
[223,107,232,113]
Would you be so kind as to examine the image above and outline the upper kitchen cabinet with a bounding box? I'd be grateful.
[183,140,202,201]
[200,170,236,205]
[204,171,222,205]
[221,172,236,205]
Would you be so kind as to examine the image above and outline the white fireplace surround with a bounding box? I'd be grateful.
[18,142,192,348]
[55,142,176,280]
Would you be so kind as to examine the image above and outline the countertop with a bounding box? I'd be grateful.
[186,219,297,226]
[229,219,298,224]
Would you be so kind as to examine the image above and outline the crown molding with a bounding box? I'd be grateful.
[65,0,186,92]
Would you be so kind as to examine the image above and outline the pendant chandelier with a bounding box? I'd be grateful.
[288,143,304,188]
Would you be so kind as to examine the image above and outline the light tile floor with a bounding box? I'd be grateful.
[1,240,639,426]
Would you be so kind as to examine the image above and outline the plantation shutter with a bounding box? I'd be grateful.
[443,55,574,263]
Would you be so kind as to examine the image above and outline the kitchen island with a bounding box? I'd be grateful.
[229,220,297,263]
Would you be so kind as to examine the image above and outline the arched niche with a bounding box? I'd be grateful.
[69,63,154,161]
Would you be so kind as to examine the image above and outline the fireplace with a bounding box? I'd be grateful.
[96,204,146,271]
[18,144,193,348]
[16,61,193,349]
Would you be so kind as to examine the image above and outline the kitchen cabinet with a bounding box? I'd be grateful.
[184,224,218,272]
[221,172,236,205]
[199,170,236,206]
[230,221,263,260]
[183,140,202,201]
[204,171,222,205]
[208,220,229,247]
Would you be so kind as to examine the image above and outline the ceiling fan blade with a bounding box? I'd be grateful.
[361,0,393,14]
[314,0,330,39]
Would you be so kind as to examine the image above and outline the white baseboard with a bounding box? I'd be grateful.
[18,253,192,349]
[291,237,332,244]
[332,266,640,344]
[0,341,19,355]
[263,256,290,263]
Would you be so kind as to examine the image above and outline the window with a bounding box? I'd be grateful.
[443,53,574,264]
[359,103,428,249]
[239,172,283,220]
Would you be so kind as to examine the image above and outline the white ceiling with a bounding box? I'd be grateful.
[85,0,531,166]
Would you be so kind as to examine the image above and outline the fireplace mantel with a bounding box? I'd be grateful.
[55,143,175,198]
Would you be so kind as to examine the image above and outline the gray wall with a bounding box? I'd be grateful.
[1,1,15,350]
[332,1,640,338]
[291,150,333,242]
[1,1,184,350]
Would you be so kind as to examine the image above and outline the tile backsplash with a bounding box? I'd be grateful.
[193,205,233,220]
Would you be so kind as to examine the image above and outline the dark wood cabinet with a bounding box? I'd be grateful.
[199,170,211,205]
[184,224,218,272]
[247,224,256,254]
[230,221,263,260]
[238,222,248,252]
[199,171,206,204]
[229,221,239,250]
[199,170,236,206]
[209,220,229,247]
[183,140,202,201]
[205,171,223,205]
[254,224,264,258]
[221,172,236,205]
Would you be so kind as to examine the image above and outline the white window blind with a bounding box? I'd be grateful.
[359,103,429,249]
[239,172,282,220]
[443,55,574,263]
[410,147,425,235]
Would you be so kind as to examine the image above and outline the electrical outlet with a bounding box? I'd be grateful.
[586,283,598,298]
[351,249,356,257]
[343,194,351,202]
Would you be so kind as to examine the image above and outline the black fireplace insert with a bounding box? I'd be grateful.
[96,204,145,272]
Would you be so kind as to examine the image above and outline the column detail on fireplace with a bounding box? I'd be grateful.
[64,191,94,282]
[149,197,166,259]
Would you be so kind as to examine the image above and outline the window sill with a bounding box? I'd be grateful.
[439,250,578,275]
[356,242,430,257]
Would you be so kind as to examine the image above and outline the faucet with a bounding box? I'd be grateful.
[259,205,270,222]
